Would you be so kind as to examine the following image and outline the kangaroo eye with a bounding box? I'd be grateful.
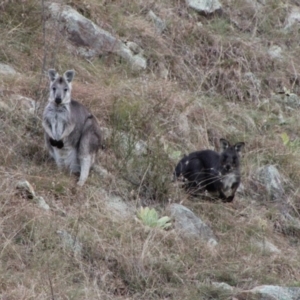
[52,87,56,92]
[64,88,68,92]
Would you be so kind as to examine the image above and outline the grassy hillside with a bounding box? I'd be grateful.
[1,0,300,299]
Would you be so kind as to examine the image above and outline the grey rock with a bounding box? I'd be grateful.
[212,282,234,291]
[99,188,134,220]
[268,45,283,60]
[186,0,222,14]
[147,10,166,34]
[46,2,146,70]
[158,61,169,79]
[0,94,38,114]
[0,63,18,76]
[284,7,300,31]
[11,94,38,114]
[243,72,261,101]
[256,165,285,201]
[106,194,134,219]
[251,238,281,254]
[117,131,148,156]
[237,285,300,300]
[276,212,300,238]
[16,180,50,210]
[0,101,10,110]
[57,230,82,256]
[35,196,50,211]
[92,164,110,178]
[168,204,218,246]
[272,92,300,110]
[16,180,36,199]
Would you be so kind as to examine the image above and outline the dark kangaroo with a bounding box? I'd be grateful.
[174,139,245,202]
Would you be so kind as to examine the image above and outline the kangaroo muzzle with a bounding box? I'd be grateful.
[55,97,62,105]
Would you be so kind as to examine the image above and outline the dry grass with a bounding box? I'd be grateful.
[2,0,300,299]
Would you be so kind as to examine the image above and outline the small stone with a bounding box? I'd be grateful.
[57,230,82,256]
[186,0,222,14]
[147,10,166,34]
[16,180,36,199]
[0,63,18,76]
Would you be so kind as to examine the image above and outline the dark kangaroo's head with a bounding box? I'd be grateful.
[48,69,75,106]
[219,138,245,174]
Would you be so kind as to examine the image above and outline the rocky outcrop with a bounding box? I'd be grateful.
[46,2,147,70]
[167,204,218,246]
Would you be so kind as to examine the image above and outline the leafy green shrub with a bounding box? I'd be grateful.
[137,207,171,229]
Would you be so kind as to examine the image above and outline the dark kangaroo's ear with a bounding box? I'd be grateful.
[48,69,58,82]
[64,70,75,83]
[220,138,230,151]
[234,142,245,153]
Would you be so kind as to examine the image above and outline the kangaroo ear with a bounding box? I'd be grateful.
[220,138,230,151]
[64,70,75,83]
[234,142,245,153]
[48,69,58,82]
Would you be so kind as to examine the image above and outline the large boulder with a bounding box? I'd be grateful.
[168,204,218,246]
[46,3,147,70]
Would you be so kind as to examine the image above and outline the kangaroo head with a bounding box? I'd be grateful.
[219,138,245,174]
[48,69,75,105]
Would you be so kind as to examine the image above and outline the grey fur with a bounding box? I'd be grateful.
[43,69,102,186]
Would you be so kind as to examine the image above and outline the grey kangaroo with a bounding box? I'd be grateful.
[42,69,102,186]
[174,139,245,202]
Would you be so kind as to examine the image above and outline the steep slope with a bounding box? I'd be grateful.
[1,0,300,299]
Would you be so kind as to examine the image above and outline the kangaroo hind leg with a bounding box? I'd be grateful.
[77,154,93,186]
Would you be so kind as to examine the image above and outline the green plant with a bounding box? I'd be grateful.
[281,132,300,150]
[137,207,171,229]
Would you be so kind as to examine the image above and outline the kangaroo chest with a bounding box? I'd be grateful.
[46,105,71,139]
[221,172,238,197]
